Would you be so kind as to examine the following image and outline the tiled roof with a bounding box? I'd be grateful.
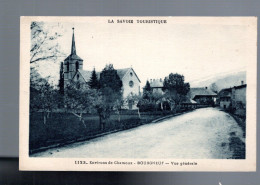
[189,88,217,99]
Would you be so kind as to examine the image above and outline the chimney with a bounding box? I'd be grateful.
[153,79,155,82]
[241,80,244,85]
[205,87,207,89]
[150,79,152,82]
[160,78,162,82]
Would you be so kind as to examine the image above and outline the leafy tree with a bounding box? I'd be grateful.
[210,82,218,93]
[151,91,165,111]
[143,80,152,100]
[58,62,64,95]
[30,67,59,124]
[64,81,98,128]
[88,68,100,89]
[126,94,142,118]
[30,22,65,64]
[96,64,123,130]
[144,80,152,92]
[163,73,190,111]
[99,64,122,92]
[137,99,156,112]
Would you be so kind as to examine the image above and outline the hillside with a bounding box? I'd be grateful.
[190,71,246,92]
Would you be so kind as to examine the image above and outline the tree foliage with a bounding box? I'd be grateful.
[30,67,60,124]
[163,73,190,111]
[143,80,152,100]
[88,68,100,89]
[96,64,123,130]
[64,81,99,127]
[58,62,64,95]
[210,82,218,93]
[99,64,122,93]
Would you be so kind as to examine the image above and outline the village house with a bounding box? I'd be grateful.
[218,81,246,117]
[148,78,206,110]
[149,78,164,94]
[181,98,198,109]
[188,87,217,106]
[147,79,217,108]
[231,82,246,108]
[63,28,141,109]
[218,88,232,109]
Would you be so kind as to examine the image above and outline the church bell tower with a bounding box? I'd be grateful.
[64,28,83,85]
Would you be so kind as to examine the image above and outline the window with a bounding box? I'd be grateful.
[76,61,79,71]
[77,74,79,80]
[130,72,133,76]
[129,80,134,87]
[67,63,69,72]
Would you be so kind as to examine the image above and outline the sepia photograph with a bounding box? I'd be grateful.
[20,17,257,171]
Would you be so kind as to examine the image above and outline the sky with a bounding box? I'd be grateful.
[34,17,254,87]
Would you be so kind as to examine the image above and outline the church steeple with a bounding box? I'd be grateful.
[64,27,83,83]
[71,27,76,55]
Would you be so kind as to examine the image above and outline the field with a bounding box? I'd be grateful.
[29,111,165,154]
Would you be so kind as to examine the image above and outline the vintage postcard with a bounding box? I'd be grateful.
[20,16,257,171]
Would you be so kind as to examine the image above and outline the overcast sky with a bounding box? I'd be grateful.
[36,17,254,87]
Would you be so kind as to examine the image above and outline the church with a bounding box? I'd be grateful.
[63,28,141,109]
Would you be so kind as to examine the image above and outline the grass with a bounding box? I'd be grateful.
[29,112,163,153]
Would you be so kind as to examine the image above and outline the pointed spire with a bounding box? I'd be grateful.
[71,27,76,55]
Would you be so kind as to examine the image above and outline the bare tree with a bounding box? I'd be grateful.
[30,22,65,64]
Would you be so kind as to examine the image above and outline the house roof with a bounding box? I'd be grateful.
[218,88,232,97]
[189,88,217,99]
[217,84,246,97]
[182,98,197,104]
[233,84,247,89]
[150,79,163,88]
[77,67,140,83]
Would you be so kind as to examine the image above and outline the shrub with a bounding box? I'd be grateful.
[137,99,157,112]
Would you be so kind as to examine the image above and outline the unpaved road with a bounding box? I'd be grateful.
[32,108,244,159]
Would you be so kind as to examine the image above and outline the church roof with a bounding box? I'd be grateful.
[117,68,130,79]
[117,68,141,82]
[189,88,217,99]
[77,69,99,82]
[64,28,83,61]
[64,54,83,61]
[77,67,141,83]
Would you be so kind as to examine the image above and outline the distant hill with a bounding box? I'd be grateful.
[190,71,246,92]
